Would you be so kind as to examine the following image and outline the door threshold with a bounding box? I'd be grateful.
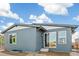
[40,48,49,52]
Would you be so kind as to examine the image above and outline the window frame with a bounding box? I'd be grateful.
[58,30,67,44]
[49,32,57,48]
[43,31,57,48]
[9,33,16,45]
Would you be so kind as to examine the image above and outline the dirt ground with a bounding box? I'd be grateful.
[0,51,70,56]
[0,49,79,56]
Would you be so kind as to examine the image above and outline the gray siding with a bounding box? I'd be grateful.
[4,27,72,52]
[4,28,37,52]
[36,29,43,51]
[48,28,72,52]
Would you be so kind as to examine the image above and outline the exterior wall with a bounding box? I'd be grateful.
[48,28,72,52]
[36,29,43,51]
[4,27,37,52]
[4,26,72,52]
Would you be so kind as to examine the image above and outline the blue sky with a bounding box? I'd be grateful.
[10,3,79,24]
[0,3,79,33]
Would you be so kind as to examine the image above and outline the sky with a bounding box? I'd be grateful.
[0,2,79,42]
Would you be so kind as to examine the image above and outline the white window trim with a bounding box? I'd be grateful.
[9,33,17,45]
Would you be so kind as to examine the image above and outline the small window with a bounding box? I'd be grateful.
[58,31,66,44]
[9,33,16,44]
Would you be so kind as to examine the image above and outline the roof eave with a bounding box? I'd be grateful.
[1,23,78,34]
[1,24,37,34]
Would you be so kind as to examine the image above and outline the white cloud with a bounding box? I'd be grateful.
[72,32,79,42]
[0,0,10,12]
[38,3,74,15]
[6,11,20,19]
[29,15,37,20]
[0,0,25,24]
[73,15,79,21]
[0,10,20,20]
[0,0,21,20]
[19,18,25,23]
[1,22,14,29]
[29,13,53,23]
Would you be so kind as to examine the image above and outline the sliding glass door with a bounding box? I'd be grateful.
[44,32,57,48]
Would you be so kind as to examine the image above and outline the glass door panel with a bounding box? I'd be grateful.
[49,32,56,48]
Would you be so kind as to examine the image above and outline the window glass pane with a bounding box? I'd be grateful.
[12,35,16,44]
[58,31,66,44]
[10,35,12,44]
[9,34,16,44]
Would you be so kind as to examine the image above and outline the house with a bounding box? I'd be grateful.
[1,23,78,52]
[73,38,79,49]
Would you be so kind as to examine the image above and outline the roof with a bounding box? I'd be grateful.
[1,23,79,34]
[1,23,46,34]
[33,23,78,28]
[33,23,79,33]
